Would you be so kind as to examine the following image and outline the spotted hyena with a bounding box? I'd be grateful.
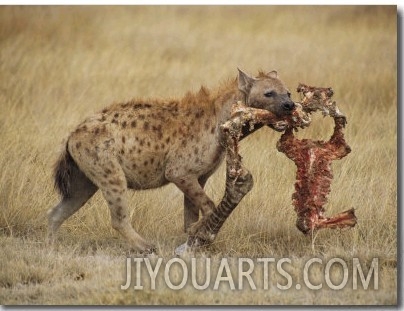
[48,69,295,252]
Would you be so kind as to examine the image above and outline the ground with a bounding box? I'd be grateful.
[0,5,397,305]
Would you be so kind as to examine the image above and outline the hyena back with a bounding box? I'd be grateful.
[48,69,295,252]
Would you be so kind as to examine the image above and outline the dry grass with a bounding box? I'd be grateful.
[0,5,397,305]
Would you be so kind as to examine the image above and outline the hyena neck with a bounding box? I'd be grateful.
[213,84,244,126]
[213,85,264,141]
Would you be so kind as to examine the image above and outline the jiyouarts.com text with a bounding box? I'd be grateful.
[120,257,378,291]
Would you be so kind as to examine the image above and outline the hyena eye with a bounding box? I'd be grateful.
[264,91,275,97]
[287,92,291,98]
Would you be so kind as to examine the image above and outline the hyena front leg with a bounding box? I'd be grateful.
[175,113,256,254]
[183,176,208,232]
[165,165,216,231]
[175,162,254,255]
[188,167,253,248]
[171,177,216,217]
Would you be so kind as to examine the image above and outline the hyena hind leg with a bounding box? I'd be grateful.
[97,161,155,253]
[101,187,156,254]
[47,166,98,243]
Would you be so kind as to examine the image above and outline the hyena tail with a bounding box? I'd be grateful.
[53,146,77,199]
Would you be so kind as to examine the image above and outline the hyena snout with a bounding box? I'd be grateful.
[274,97,295,116]
[282,100,295,111]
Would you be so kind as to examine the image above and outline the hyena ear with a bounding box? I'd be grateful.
[238,68,256,95]
[267,70,278,78]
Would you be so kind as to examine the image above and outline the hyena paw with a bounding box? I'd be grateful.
[130,242,157,256]
[174,235,214,257]
[142,244,157,255]
[174,242,190,257]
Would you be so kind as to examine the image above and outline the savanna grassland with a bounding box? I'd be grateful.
[0,5,397,305]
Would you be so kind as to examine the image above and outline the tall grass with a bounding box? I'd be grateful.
[0,5,397,305]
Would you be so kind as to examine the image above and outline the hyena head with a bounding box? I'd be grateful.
[238,68,295,116]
